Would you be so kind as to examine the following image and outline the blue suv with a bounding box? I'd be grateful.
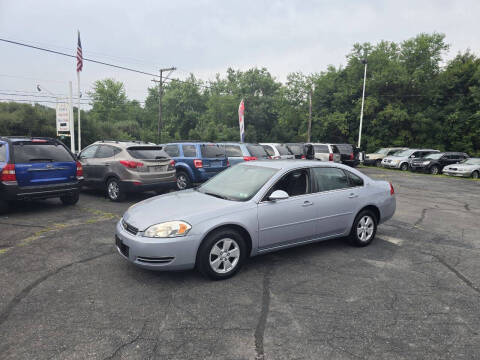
[163,142,228,190]
[0,136,83,213]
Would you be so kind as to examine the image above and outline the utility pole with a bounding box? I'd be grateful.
[307,87,312,142]
[154,67,176,144]
[357,58,368,149]
[68,81,76,154]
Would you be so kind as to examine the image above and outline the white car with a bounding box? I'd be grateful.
[443,158,480,179]
[305,143,342,163]
[260,143,295,160]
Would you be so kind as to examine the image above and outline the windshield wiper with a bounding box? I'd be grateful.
[203,192,230,200]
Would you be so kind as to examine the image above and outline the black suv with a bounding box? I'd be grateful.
[333,143,359,167]
[0,136,82,212]
[410,152,469,175]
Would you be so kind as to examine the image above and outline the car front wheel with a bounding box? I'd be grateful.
[375,159,382,167]
[400,162,409,171]
[349,210,377,247]
[197,228,247,280]
[472,171,479,179]
[430,166,439,175]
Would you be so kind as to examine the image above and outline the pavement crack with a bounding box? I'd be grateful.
[103,321,147,360]
[254,265,273,360]
[0,250,113,327]
[428,253,480,295]
[414,207,430,227]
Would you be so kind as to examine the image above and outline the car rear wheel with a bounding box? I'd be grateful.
[472,171,479,179]
[106,178,126,202]
[349,210,377,247]
[60,191,79,205]
[430,166,439,175]
[197,228,247,280]
[400,162,409,171]
[176,171,191,190]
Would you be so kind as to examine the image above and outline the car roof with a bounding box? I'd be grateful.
[92,140,158,148]
[0,136,56,143]
[240,159,340,170]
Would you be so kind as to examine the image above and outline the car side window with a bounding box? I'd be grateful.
[266,169,311,199]
[0,143,6,162]
[263,145,275,157]
[387,150,397,155]
[95,145,115,158]
[79,145,98,159]
[112,147,122,155]
[224,145,242,157]
[346,170,364,187]
[312,167,350,192]
[182,145,197,157]
[164,145,180,157]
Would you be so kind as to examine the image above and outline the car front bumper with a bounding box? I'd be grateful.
[115,220,201,271]
[382,161,401,168]
[442,170,471,177]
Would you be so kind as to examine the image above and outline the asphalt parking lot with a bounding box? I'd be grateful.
[0,167,479,360]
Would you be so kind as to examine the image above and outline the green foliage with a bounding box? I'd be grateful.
[1,33,479,156]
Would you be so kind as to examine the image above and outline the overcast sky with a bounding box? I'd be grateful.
[1,0,479,106]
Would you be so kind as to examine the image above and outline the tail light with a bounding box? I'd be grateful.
[168,159,175,170]
[350,153,354,160]
[301,155,306,159]
[76,161,83,178]
[119,160,144,169]
[329,153,333,161]
[227,160,230,167]
[194,159,203,168]
[389,182,395,195]
[243,156,257,161]
[1,164,16,182]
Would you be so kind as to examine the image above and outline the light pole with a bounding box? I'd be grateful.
[357,58,367,149]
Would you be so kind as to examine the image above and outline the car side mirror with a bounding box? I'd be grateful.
[269,190,289,201]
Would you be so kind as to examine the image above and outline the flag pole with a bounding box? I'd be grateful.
[77,70,81,152]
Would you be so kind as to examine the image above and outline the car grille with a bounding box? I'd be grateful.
[115,235,129,258]
[122,219,138,235]
[449,168,457,171]
[136,256,174,264]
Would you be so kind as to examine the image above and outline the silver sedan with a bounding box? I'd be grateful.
[443,158,480,178]
[115,161,396,280]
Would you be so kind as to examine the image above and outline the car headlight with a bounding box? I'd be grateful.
[144,221,191,238]
[422,161,430,165]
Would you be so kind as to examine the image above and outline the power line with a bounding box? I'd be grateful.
[0,92,91,99]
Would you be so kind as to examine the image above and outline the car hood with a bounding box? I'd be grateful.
[123,189,242,231]
[445,164,479,170]
[366,153,384,159]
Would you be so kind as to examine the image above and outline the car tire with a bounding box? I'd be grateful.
[197,228,247,280]
[349,210,377,247]
[176,171,191,190]
[430,166,439,175]
[400,162,409,171]
[472,171,479,179]
[0,200,9,214]
[60,191,80,205]
[106,178,126,202]
[375,159,382,167]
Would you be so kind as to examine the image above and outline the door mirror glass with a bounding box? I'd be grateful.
[269,190,289,201]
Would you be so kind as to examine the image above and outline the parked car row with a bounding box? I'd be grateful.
[364,146,479,179]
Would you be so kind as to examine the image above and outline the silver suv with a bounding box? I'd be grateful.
[78,141,176,201]
[305,143,342,163]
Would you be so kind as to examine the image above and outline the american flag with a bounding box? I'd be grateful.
[76,31,83,72]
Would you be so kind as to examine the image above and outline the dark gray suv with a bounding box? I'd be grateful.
[78,141,176,201]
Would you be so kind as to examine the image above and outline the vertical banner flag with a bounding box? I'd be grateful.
[238,99,245,142]
[76,30,83,151]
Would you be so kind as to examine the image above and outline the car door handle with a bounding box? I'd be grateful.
[302,200,314,207]
[348,193,359,199]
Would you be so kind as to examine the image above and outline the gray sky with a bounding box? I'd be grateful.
[1,0,479,106]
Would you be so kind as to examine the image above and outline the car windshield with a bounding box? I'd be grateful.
[394,149,414,157]
[127,146,168,159]
[197,164,278,201]
[461,158,480,165]
[424,153,443,160]
[375,148,389,155]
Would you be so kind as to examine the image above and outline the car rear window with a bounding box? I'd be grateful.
[0,143,6,162]
[276,145,292,155]
[286,144,304,155]
[335,144,353,154]
[13,141,73,163]
[247,144,269,158]
[224,145,243,157]
[313,145,329,153]
[200,144,225,158]
[127,146,168,159]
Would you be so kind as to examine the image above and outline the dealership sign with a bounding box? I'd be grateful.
[56,100,70,132]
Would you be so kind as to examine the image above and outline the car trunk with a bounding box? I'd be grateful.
[13,141,76,187]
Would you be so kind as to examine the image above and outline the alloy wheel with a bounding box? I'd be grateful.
[357,215,374,242]
[108,180,120,200]
[473,171,479,179]
[431,166,439,175]
[177,174,188,190]
[209,238,240,274]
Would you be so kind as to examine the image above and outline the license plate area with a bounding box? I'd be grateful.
[149,165,166,172]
